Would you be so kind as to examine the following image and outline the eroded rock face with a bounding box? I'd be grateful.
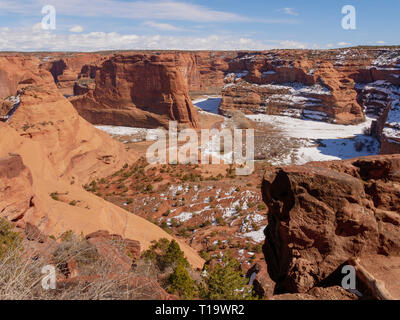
[220,51,365,124]
[0,55,55,99]
[220,49,400,126]
[360,80,400,155]
[71,54,199,128]
[0,154,35,222]
[41,53,104,96]
[262,154,400,293]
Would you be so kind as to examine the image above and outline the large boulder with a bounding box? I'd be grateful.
[262,155,400,293]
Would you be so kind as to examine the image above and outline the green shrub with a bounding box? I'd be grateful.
[0,219,21,258]
[200,253,255,300]
[142,239,189,272]
[167,261,197,299]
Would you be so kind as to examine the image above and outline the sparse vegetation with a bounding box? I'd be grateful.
[200,253,256,300]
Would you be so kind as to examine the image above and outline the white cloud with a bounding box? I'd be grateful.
[278,7,299,16]
[278,40,306,49]
[337,42,351,46]
[0,0,300,24]
[376,40,385,44]
[0,0,247,22]
[326,43,334,48]
[69,25,84,33]
[0,25,310,51]
[142,21,180,31]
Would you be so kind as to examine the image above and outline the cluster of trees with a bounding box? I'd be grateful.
[142,238,256,300]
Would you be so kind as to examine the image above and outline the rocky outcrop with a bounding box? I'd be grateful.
[357,79,400,154]
[41,53,104,96]
[0,55,55,99]
[262,154,400,294]
[71,53,199,128]
[220,51,365,124]
[0,154,35,222]
[85,230,141,268]
[0,98,14,120]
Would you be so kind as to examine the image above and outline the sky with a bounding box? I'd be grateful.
[0,0,399,51]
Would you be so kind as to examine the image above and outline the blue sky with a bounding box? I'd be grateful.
[0,0,399,51]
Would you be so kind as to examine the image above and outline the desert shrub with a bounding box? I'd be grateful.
[257,203,266,210]
[59,230,76,242]
[199,250,211,261]
[0,224,162,299]
[142,239,188,272]
[50,192,60,201]
[167,261,197,299]
[200,253,255,300]
[0,219,21,259]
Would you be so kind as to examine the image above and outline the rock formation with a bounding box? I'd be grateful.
[71,53,199,129]
[0,54,204,269]
[220,51,366,124]
[0,154,35,222]
[41,53,104,96]
[262,154,400,295]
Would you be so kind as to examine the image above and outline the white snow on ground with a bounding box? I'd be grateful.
[247,114,373,139]
[296,136,379,164]
[174,211,193,223]
[248,82,331,96]
[302,109,329,121]
[95,126,161,141]
[240,226,267,243]
[383,127,400,139]
[247,114,379,164]
[372,50,400,68]
[95,126,144,136]
[3,95,21,122]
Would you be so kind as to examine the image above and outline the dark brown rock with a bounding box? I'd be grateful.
[262,155,400,293]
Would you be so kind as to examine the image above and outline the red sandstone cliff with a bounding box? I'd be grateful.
[71,53,199,128]
[40,53,104,96]
[220,51,366,124]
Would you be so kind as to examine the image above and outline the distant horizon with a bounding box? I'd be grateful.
[1,45,400,54]
[0,0,399,51]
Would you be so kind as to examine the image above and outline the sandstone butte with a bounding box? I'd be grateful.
[0,55,204,269]
[70,53,199,129]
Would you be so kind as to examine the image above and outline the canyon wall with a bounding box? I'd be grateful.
[40,53,104,96]
[34,49,400,151]
[220,49,400,125]
[71,53,199,129]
